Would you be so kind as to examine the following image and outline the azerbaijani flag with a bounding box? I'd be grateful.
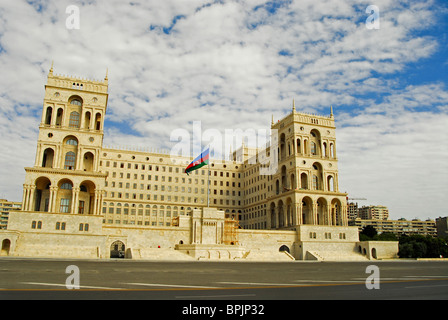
[185,148,210,175]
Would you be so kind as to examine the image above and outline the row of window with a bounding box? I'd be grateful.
[44,97,102,130]
[102,161,241,177]
[103,192,242,206]
[31,220,90,231]
[309,232,346,239]
[242,221,268,230]
[106,179,241,190]
[104,219,171,226]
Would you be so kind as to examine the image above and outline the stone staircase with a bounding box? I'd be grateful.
[243,249,295,261]
[305,250,369,261]
[131,248,194,260]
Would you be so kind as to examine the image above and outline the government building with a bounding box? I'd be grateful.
[0,66,398,261]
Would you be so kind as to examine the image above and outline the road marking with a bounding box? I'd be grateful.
[403,275,448,278]
[351,277,428,281]
[405,284,448,289]
[21,282,122,290]
[176,294,256,299]
[126,282,219,289]
[217,281,302,286]
[294,280,362,283]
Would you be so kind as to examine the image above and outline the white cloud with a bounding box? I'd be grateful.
[0,0,446,221]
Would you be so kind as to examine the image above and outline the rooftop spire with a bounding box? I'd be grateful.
[330,105,334,117]
[49,60,54,75]
[292,98,296,112]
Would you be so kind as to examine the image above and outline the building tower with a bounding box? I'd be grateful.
[265,102,348,229]
[21,65,109,216]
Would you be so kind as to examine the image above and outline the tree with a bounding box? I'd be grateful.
[398,243,413,258]
[398,235,448,258]
[377,232,397,241]
[360,225,377,239]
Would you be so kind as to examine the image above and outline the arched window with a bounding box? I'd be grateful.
[55,108,63,126]
[84,111,91,129]
[64,152,76,170]
[69,111,80,128]
[327,175,335,192]
[42,148,54,168]
[300,173,308,189]
[60,182,73,190]
[66,139,78,145]
[95,113,102,131]
[45,107,52,125]
[70,99,82,106]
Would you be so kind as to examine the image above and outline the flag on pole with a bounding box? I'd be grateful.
[185,147,210,175]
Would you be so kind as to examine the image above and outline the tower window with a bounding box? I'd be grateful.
[64,152,76,170]
[69,111,80,128]
[70,99,82,106]
[66,138,78,145]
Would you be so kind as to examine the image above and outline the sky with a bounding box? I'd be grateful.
[0,0,447,220]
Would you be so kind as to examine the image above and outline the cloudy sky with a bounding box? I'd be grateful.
[0,0,447,220]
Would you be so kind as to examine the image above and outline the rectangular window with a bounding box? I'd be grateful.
[69,111,80,128]
[60,198,70,213]
[78,201,85,214]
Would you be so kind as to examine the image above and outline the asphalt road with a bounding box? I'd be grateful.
[1,258,447,301]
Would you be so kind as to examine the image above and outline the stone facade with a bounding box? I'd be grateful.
[0,66,398,261]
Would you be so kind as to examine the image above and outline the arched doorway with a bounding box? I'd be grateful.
[371,248,377,259]
[270,203,276,229]
[302,196,313,224]
[1,239,11,256]
[317,197,327,225]
[279,245,290,253]
[278,200,284,228]
[110,240,125,258]
[57,179,73,213]
[79,180,96,214]
[34,176,51,212]
[331,198,342,226]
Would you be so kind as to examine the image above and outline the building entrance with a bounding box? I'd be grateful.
[110,240,125,258]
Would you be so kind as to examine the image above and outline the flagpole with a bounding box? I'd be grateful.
[207,159,210,207]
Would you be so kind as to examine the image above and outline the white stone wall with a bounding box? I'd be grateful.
[1,208,399,261]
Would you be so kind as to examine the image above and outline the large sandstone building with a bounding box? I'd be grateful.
[0,66,398,261]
